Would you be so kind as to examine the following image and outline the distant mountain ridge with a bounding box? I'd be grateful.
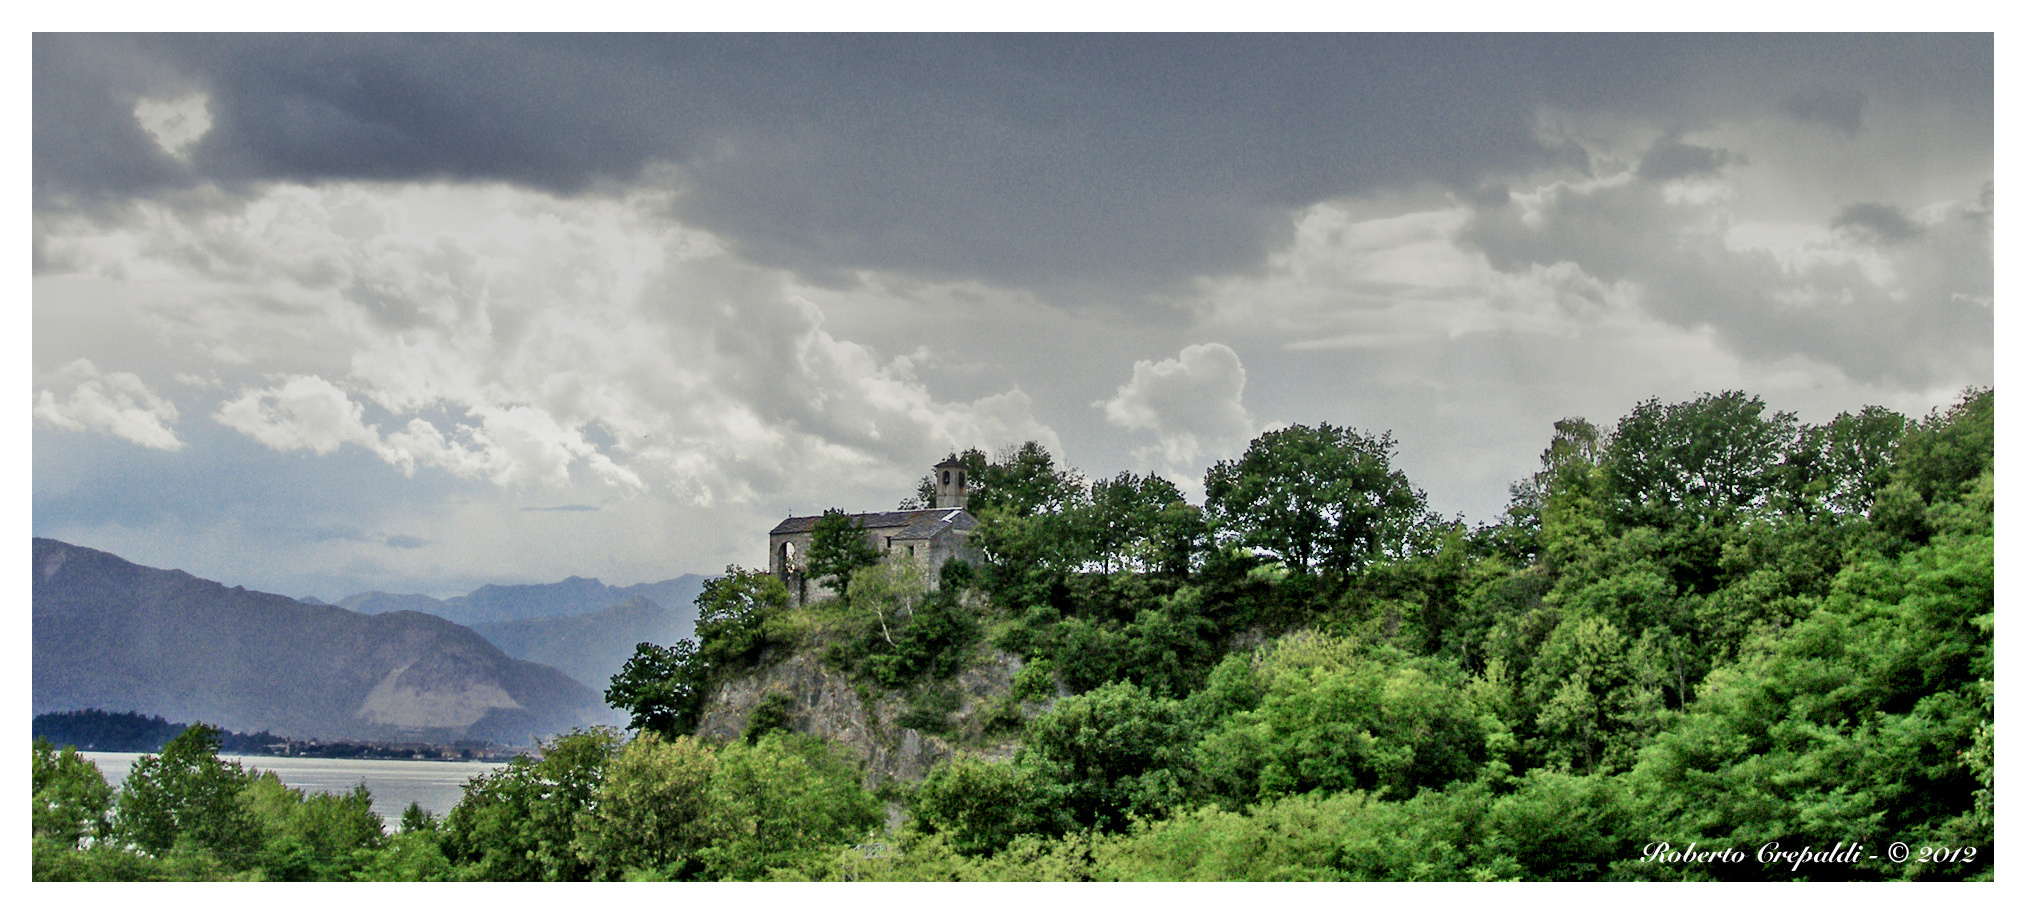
[472,594,700,693]
[32,538,618,743]
[337,574,706,627]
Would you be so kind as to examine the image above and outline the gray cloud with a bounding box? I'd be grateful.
[31,34,1993,599]
[1459,165,1989,387]
[1833,202,1922,245]
[36,34,1988,300]
[1781,85,1866,135]
[1636,136,1737,182]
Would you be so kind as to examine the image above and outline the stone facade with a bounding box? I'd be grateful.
[768,459,980,605]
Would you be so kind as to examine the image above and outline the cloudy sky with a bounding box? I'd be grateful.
[31,34,1993,601]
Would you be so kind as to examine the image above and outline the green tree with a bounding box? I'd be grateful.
[1194,635,1488,806]
[607,639,708,738]
[1021,681,1197,832]
[1812,406,1907,512]
[1601,391,1800,532]
[440,727,622,881]
[572,731,719,880]
[695,733,884,880]
[693,565,791,669]
[973,441,1086,519]
[911,755,1060,856]
[1083,471,1190,573]
[113,723,260,868]
[32,739,114,849]
[1205,423,1435,576]
[807,509,883,594]
[242,772,384,880]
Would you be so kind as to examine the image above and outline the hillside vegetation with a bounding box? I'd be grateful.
[33,388,1993,881]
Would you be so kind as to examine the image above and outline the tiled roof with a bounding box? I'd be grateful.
[769,508,976,537]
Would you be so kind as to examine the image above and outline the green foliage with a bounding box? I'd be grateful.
[1021,681,1197,833]
[113,723,261,869]
[399,800,439,833]
[1194,634,1489,805]
[910,755,1060,856]
[606,639,707,738]
[744,691,796,743]
[1090,786,1514,881]
[809,509,884,593]
[693,564,792,670]
[609,565,790,739]
[572,731,720,880]
[32,739,114,849]
[572,731,882,881]
[1205,423,1435,576]
[833,556,983,690]
[1010,657,1056,702]
[1602,391,1799,532]
[358,830,456,882]
[440,727,623,881]
[694,733,884,880]
[243,772,385,880]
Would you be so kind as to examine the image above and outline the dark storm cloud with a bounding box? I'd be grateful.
[35,33,1991,296]
[1635,136,1737,182]
[1458,169,1990,388]
[1781,85,1866,135]
[1833,202,1922,245]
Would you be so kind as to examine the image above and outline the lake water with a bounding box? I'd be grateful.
[83,752,509,825]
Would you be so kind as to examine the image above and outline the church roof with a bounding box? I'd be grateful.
[769,507,976,539]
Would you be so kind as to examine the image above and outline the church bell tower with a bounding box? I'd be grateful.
[934,457,969,509]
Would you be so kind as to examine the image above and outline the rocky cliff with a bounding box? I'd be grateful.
[693,647,1040,789]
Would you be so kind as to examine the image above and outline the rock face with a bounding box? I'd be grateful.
[695,648,1031,788]
[32,538,617,743]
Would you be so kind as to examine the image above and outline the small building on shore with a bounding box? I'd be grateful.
[768,458,979,604]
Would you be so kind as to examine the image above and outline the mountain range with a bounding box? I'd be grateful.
[334,575,705,627]
[32,538,630,744]
[471,594,699,695]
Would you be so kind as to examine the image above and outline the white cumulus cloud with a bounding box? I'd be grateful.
[44,179,1055,507]
[1098,343,1256,479]
[34,359,185,451]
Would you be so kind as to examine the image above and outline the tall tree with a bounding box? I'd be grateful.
[440,728,623,881]
[1205,423,1434,576]
[692,565,792,668]
[807,509,882,594]
[1601,391,1799,531]
[113,723,260,867]
[32,739,114,849]
[606,639,708,738]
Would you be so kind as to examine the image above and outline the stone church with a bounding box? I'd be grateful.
[768,457,980,605]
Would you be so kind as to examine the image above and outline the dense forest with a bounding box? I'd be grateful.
[32,388,1994,881]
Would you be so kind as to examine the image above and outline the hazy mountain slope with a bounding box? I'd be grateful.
[335,591,450,616]
[471,594,700,692]
[337,575,706,627]
[32,538,617,743]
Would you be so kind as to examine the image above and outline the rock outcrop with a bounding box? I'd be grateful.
[694,647,1034,788]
